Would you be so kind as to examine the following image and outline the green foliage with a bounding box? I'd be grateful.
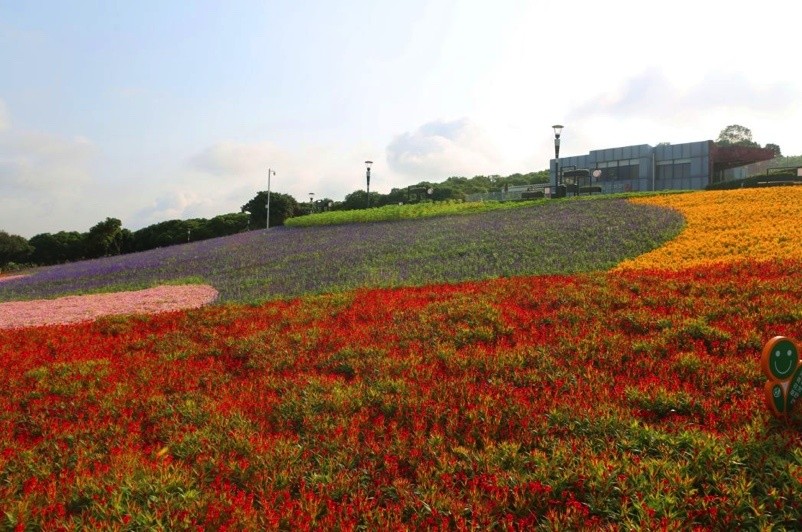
[207,213,250,237]
[773,154,802,168]
[241,191,299,228]
[336,190,382,211]
[131,214,250,252]
[764,143,782,157]
[716,124,759,148]
[286,199,544,228]
[323,171,550,214]
[0,230,33,268]
[87,217,124,257]
[706,174,802,191]
[29,231,87,265]
[132,219,195,250]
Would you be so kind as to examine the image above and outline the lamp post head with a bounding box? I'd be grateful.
[552,124,564,138]
[365,160,373,169]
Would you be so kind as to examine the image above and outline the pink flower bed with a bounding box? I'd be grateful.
[0,284,219,329]
[0,274,29,283]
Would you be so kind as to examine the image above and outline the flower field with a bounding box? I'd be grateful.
[617,187,802,270]
[2,188,802,528]
[284,199,538,228]
[0,199,682,304]
[0,285,218,329]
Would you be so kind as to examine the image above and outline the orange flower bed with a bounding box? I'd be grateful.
[617,187,802,270]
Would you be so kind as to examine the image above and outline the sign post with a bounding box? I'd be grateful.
[761,336,802,417]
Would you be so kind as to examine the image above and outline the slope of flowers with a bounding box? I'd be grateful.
[0,199,683,304]
[2,259,802,528]
[284,198,538,227]
[617,187,802,270]
[0,274,28,283]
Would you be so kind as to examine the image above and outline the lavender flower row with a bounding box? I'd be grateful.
[0,199,684,303]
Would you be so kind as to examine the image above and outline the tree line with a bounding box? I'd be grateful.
[0,213,252,269]
[0,171,549,271]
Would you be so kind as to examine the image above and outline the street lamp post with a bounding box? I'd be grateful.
[365,160,373,208]
[266,168,276,229]
[552,125,563,197]
[309,192,315,213]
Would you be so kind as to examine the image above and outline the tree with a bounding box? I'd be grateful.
[241,191,299,228]
[377,188,408,206]
[87,217,124,257]
[132,219,191,251]
[716,124,759,147]
[0,231,33,268]
[29,231,87,265]
[208,213,250,236]
[764,143,782,157]
[337,190,379,211]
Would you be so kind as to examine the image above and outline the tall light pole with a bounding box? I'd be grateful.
[266,168,275,229]
[365,160,373,208]
[552,125,563,197]
[309,192,315,212]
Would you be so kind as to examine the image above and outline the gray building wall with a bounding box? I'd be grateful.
[551,140,712,193]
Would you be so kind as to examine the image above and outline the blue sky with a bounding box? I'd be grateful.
[2,0,800,237]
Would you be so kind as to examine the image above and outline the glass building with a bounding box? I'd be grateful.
[551,140,775,193]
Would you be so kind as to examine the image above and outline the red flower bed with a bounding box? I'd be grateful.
[2,260,802,528]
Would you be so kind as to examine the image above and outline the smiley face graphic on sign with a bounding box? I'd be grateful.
[761,336,802,417]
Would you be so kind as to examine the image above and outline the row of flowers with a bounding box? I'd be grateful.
[618,187,802,270]
[0,284,218,329]
[2,256,802,528]
[0,199,683,304]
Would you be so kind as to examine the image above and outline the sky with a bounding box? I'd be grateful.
[1,0,800,238]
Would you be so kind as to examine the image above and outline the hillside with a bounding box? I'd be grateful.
[3,188,802,528]
[0,198,683,304]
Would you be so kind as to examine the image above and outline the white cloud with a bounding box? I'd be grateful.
[569,70,796,123]
[0,129,100,236]
[0,132,95,194]
[186,139,382,204]
[128,189,213,229]
[386,118,501,178]
[0,99,9,131]
[188,140,287,178]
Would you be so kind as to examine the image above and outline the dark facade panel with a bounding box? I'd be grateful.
[549,139,737,193]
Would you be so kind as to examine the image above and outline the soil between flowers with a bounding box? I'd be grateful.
[0,284,219,329]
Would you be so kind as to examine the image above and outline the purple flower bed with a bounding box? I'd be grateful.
[0,199,684,303]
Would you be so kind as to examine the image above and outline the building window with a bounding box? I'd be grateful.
[597,161,640,181]
[657,160,691,181]
[595,162,639,181]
